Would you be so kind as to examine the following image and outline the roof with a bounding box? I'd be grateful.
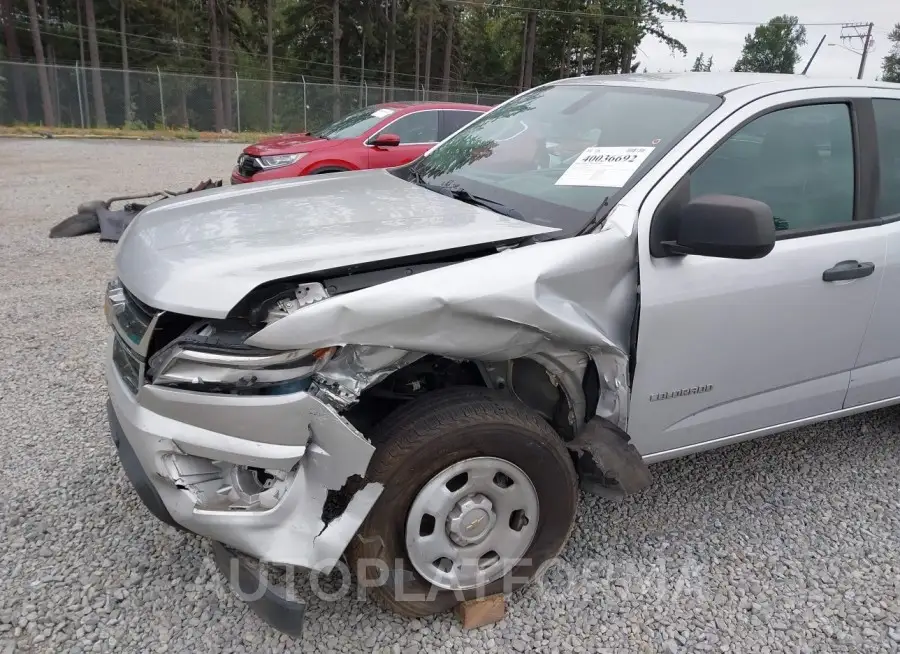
[550,72,900,96]
[372,101,492,111]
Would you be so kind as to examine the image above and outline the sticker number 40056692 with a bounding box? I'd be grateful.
[555,146,655,188]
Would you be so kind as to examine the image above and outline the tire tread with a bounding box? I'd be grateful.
[348,387,578,617]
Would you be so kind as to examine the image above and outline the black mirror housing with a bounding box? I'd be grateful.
[663,194,775,260]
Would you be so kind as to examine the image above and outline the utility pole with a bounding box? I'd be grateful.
[840,22,875,79]
[802,35,827,75]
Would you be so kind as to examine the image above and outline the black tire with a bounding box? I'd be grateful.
[309,166,350,175]
[347,387,578,617]
[49,211,100,238]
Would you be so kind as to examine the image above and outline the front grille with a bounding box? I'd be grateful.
[112,335,142,394]
[238,154,262,178]
[116,287,155,347]
[106,280,164,393]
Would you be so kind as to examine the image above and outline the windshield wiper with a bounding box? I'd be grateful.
[408,171,525,221]
[576,196,610,236]
[446,187,526,221]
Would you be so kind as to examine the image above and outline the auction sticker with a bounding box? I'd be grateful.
[555,146,655,187]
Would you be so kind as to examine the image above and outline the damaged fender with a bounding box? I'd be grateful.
[567,416,652,499]
[247,220,638,426]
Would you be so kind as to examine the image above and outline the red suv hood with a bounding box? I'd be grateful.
[245,133,348,156]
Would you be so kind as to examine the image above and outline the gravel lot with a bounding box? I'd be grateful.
[2,138,900,654]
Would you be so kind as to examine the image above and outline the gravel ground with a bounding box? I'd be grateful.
[2,138,900,654]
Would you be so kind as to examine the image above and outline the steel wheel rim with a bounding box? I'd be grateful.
[404,456,540,591]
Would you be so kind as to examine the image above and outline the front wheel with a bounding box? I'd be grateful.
[347,388,578,617]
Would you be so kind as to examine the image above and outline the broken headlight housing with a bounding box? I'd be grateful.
[148,321,336,393]
[148,282,333,394]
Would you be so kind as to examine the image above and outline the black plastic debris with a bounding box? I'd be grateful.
[49,179,223,243]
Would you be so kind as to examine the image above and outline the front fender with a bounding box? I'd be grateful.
[246,225,637,364]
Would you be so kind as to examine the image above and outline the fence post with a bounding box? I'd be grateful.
[302,76,307,133]
[75,61,86,128]
[475,88,479,104]
[156,67,166,129]
[79,61,91,127]
[421,84,426,102]
[52,65,61,126]
[235,71,241,133]
[364,80,368,107]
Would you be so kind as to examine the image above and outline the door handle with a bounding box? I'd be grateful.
[822,260,875,282]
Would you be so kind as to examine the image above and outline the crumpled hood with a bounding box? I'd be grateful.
[245,133,342,156]
[115,169,558,318]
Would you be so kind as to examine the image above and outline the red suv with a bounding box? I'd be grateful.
[231,101,491,184]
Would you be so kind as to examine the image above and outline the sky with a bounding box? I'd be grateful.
[638,0,897,80]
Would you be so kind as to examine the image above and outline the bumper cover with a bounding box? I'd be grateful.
[105,342,384,572]
[108,399,183,531]
[211,542,307,637]
[230,167,251,184]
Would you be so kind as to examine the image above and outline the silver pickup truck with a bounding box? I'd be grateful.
[104,72,900,634]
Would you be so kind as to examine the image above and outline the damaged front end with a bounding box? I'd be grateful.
[243,208,650,497]
[106,277,391,567]
[105,206,650,636]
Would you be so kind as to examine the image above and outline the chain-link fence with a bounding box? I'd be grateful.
[0,61,511,133]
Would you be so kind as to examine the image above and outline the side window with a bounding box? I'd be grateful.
[378,111,439,144]
[440,110,482,139]
[873,99,900,219]
[690,103,855,232]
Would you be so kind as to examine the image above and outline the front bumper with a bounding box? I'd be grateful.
[105,339,384,572]
[230,166,251,184]
[231,163,308,185]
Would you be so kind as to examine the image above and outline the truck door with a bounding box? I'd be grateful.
[844,95,900,408]
[628,89,885,458]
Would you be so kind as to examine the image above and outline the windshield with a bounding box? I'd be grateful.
[407,84,719,234]
[317,106,398,139]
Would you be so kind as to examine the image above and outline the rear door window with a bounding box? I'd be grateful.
[439,110,484,139]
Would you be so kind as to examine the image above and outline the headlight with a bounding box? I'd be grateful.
[148,283,332,393]
[150,344,336,391]
[147,320,336,392]
[258,153,307,169]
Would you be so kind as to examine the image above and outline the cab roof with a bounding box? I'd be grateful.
[550,72,900,97]
[371,101,492,111]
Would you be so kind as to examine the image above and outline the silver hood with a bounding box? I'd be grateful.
[115,169,558,317]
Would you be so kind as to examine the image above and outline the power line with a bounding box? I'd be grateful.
[20,16,519,90]
[441,0,861,27]
[10,27,515,94]
[14,25,314,82]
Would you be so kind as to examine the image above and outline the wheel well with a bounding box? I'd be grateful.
[343,354,595,443]
[309,166,350,175]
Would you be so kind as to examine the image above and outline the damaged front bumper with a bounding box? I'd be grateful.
[105,337,383,576]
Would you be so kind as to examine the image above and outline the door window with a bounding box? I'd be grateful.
[377,111,440,144]
[690,103,856,232]
[440,110,483,139]
[873,99,900,219]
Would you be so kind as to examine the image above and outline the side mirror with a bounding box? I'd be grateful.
[662,194,775,259]
[371,133,401,148]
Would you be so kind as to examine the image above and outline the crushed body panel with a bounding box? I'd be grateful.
[106,340,383,573]
[568,416,652,498]
[247,221,637,431]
